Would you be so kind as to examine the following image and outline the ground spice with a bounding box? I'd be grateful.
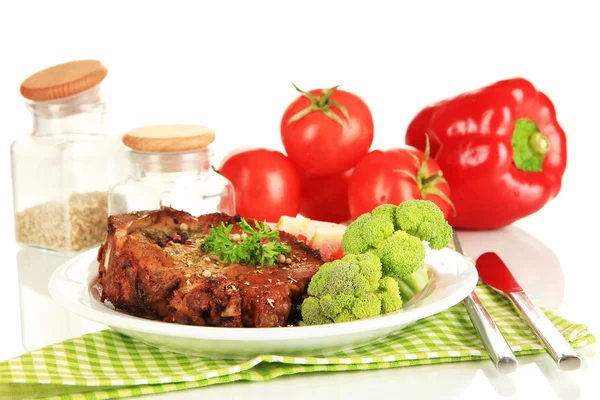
[15,191,108,252]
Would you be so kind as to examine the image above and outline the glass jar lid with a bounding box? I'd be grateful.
[122,124,216,153]
[20,60,107,102]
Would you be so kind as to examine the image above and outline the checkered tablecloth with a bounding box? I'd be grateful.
[0,283,594,400]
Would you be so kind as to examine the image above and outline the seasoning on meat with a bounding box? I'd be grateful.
[97,208,324,328]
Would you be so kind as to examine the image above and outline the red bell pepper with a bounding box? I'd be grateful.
[405,78,567,230]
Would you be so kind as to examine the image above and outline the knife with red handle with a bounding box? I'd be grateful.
[476,252,582,371]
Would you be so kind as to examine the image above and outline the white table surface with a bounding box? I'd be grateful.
[2,1,600,397]
[1,2,599,398]
[1,217,598,400]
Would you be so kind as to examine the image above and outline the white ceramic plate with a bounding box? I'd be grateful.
[49,246,478,359]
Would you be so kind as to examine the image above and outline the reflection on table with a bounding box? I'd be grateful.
[456,225,565,309]
[17,247,105,351]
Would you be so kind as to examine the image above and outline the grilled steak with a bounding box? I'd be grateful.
[97,208,324,328]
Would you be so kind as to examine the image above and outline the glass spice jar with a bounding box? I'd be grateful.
[109,124,235,216]
[11,60,128,254]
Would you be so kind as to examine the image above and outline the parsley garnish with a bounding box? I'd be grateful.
[202,218,291,266]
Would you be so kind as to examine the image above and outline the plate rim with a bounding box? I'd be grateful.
[48,246,478,342]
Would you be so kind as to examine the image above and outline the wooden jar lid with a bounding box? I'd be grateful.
[20,60,108,101]
[123,124,216,152]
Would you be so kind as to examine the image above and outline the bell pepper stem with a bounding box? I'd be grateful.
[511,118,550,172]
[529,132,549,156]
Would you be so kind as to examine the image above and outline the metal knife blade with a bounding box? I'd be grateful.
[476,251,582,371]
[452,231,518,373]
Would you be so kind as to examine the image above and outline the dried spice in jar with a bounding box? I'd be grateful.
[11,60,128,253]
[16,192,109,252]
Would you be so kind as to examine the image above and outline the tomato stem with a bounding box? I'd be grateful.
[415,135,433,187]
[287,83,349,126]
[421,170,443,187]
[417,135,456,215]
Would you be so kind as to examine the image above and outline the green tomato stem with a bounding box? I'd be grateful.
[394,135,455,215]
[415,135,456,215]
[287,83,349,126]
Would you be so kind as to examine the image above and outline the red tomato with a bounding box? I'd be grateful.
[298,169,352,223]
[218,148,301,222]
[348,145,453,220]
[280,85,374,176]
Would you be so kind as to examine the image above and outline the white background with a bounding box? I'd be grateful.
[0,1,599,399]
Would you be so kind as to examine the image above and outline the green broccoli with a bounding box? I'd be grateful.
[371,204,398,227]
[377,231,429,302]
[301,253,402,325]
[340,214,371,254]
[378,231,425,276]
[394,200,452,250]
[341,211,394,254]
[378,276,402,313]
[340,200,452,303]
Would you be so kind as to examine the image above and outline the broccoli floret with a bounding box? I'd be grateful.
[332,199,451,310]
[301,253,401,325]
[378,276,402,313]
[377,231,429,302]
[308,253,382,297]
[351,294,383,319]
[371,204,398,228]
[395,200,452,250]
[342,253,383,292]
[307,253,382,298]
[341,214,371,254]
[341,210,395,254]
[378,231,425,277]
[307,260,363,296]
[318,293,356,318]
[362,213,395,247]
[300,297,331,325]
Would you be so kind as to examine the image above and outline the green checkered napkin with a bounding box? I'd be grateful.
[0,283,594,400]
